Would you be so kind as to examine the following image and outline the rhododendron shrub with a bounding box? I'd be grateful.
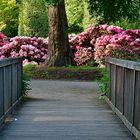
[69,24,123,65]
[94,29,140,64]
[0,25,140,66]
[70,24,123,47]
[0,36,48,64]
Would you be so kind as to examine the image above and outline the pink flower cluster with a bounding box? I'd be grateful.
[0,32,8,46]
[74,46,93,65]
[70,24,123,47]
[0,36,48,64]
[95,29,140,63]
[69,24,123,65]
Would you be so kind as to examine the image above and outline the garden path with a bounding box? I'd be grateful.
[0,80,136,140]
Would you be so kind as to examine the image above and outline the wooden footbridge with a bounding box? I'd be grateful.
[0,57,139,140]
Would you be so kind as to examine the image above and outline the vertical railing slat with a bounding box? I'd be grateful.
[132,70,136,126]
[0,67,4,124]
[122,67,125,115]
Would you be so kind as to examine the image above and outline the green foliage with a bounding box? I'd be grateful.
[66,0,84,33]
[86,0,140,23]
[0,0,19,37]
[22,73,31,96]
[47,0,63,5]
[112,18,140,29]
[18,0,48,37]
[65,65,97,70]
[23,63,36,78]
[97,68,109,96]
[0,0,139,37]
[68,25,84,34]
[82,0,92,29]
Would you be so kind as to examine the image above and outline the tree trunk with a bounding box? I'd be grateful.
[46,0,75,67]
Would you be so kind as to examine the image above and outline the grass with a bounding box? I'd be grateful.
[23,63,103,81]
[64,65,98,70]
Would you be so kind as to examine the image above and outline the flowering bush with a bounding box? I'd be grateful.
[94,29,140,64]
[0,25,140,66]
[69,24,123,65]
[0,36,48,65]
[70,24,123,47]
[69,25,140,65]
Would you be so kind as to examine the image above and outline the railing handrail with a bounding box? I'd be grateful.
[0,57,22,67]
[106,57,140,71]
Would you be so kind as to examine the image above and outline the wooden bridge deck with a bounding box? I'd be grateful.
[0,80,136,140]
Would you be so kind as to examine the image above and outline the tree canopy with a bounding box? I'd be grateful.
[86,0,140,23]
[66,0,84,33]
[0,0,139,37]
[18,0,48,37]
[0,0,19,37]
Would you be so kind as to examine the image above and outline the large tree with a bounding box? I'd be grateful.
[46,0,75,66]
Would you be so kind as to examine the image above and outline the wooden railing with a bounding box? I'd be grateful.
[0,57,22,126]
[106,57,140,140]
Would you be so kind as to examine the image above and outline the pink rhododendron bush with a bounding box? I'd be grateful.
[0,24,140,66]
[69,25,140,65]
[94,29,140,64]
[69,24,123,65]
[0,36,48,64]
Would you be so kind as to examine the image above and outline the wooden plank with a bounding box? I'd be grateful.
[0,68,4,118]
[134,71,140,132]
[115,66,124,112]
[106,57,140,71]
[0,57,22,68]
[131,70,136,127]
[12,64,17,104]
[121,69,133,123]
[110,64,116,105]
[17,63,22,98]
[4,66,12,112]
